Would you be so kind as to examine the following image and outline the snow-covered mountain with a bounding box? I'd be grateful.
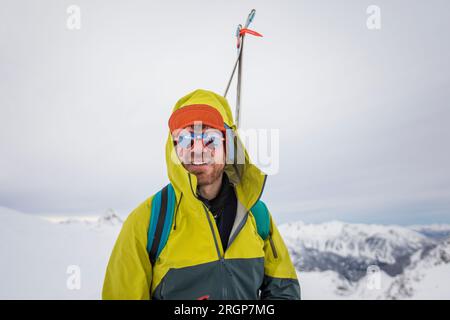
[95,209,123,227]
[1,206,449,299]
[56,208,123,227]
[280,220,450,299]
[279,221,435,281]
[384,237,450,300]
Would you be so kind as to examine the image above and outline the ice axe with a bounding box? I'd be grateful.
[223,9,263,129]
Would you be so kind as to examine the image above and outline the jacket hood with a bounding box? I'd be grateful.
[165,89,267,211]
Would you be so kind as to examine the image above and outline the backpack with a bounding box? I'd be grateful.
[146,183,270,264]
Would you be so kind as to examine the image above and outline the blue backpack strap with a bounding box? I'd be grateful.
[250,200,271,241]
[147,183,176,264]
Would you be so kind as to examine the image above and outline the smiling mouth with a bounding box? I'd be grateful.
[190,162,210,166]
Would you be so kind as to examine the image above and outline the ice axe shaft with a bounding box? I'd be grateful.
[223,9,262,129]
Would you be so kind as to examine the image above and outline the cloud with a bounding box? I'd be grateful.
[1,0,449,225]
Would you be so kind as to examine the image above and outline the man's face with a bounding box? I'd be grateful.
[173,124,226,186]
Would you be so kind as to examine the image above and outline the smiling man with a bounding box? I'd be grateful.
[102,89,300,300]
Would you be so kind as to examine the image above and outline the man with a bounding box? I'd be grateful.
[102,89,300,299]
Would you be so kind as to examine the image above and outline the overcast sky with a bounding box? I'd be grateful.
[1,0,449,225]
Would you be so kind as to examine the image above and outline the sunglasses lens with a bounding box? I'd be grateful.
[177,134,193,149]
[203,132,222,149]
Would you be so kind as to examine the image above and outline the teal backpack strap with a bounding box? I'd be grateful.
[250,200,271,241]
[147,183,176,265]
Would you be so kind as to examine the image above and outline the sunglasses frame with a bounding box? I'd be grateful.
[173,129,225,150]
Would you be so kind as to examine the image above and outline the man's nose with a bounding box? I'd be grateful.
[192,138,204,152]
[191,138,205,162]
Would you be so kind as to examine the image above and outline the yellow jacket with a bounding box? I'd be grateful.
[102,89,300,299]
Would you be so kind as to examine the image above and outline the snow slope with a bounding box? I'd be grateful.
[0,207,120,299]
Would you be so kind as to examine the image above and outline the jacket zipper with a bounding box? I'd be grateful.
[201,203,223,259]
[191,172,272,298]
[188,172,224,259]
[202,203,235,299]
[173,192,183,230]
[268,235,278,259]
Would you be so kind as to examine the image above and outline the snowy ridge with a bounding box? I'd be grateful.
[279,220,431,263]
[279,220,450,299]
[95,208,123,226]
[52,208,123,228]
